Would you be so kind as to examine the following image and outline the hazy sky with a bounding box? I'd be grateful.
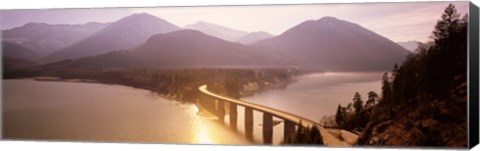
[1,1,469,42]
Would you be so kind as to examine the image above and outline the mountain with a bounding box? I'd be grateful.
[253,17,410,71]
[47,30,285,69]
[2,41,41,70]
[1,9,132,30]
[236,31,274,44]
[2,22,109,56]
[44,13,181,62]
[2,41,39,59]
[185,21,248,42]
[397,41,421,52]
[3,57,40,71]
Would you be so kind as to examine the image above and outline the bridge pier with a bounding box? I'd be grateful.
[229,102,238,131]
[283,120,296,143]
[198,85,324,145]
[244,107,254,140]
[217,99,225,122]
[263,113,273,144]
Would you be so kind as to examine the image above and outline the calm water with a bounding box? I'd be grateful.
[212,72,383,144]
[2,72,382,145]
[242,72,383,122]
[229,72,383,144]
[2,79,251,144]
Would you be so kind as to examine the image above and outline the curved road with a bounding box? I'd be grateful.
[198,85,358,146]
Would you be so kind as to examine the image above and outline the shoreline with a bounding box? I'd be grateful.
[32,76,99,83]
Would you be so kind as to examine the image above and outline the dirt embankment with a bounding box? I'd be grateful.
[356,98,467,147]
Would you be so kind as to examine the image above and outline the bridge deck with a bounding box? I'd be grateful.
[199,85,320,128]
[198,85,357,146]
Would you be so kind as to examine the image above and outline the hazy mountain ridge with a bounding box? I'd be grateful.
[6,13,410,71]
[2,22,109,56]
[397,40,421,52]
[236,31,274,44]
[185,21,249,42]
[2,41,41,71]
[3,56,40,71]
[253,17,410,71]
[51,30,286,69]
[2,41,39,59]
[184,21,274,44]
[1,9,134,30]
[44,13,181,62]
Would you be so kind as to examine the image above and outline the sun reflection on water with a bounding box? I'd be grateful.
[189,105,213,144]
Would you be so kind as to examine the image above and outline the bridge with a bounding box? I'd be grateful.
[198,85,358,146]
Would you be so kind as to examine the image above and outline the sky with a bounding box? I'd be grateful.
[1,1,469,43]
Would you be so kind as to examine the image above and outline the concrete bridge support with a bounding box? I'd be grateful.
[229,102,238,131]
[217,99,225,122]
[263,113,273,144]
[245,107,254,140]
[198,85,324,145]
[283,120,296,143]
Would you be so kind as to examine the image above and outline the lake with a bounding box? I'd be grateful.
[2,79,251,144]
[242,72,383,121]
[2,72,382,145]
[228,72,383,144]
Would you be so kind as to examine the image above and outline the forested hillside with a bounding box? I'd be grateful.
[336,4,469,147]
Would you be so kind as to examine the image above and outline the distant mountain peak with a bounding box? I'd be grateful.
[194,21,209,25]
[58,28,285,69]
[253,17,410,71]
[236,31,274,44]
[22,22,48,27]
[168,29,204,35]
[397,40,421,52]
[317,16,355,25]
[19,22,107,29]
[127,13,157,18]
[190,20,219,26]
[114,13,165,23]
[3,21,110,57]
[185,21,248,42]
[292,17,341,27]
[186,21,244,32]
[44,13,180,62]
[146,29,206,43]
[319,16,338,20]
[306,16,361,27]
[84,21,108,26]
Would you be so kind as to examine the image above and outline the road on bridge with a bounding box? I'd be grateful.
[198,85,358,146]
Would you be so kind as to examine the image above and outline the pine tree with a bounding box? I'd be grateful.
[366,91,379,109]
[425,4,466,100]
[335,104,344,127]
[432,4,461,44]
[353,92,363,114]
[381,72,392,103]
